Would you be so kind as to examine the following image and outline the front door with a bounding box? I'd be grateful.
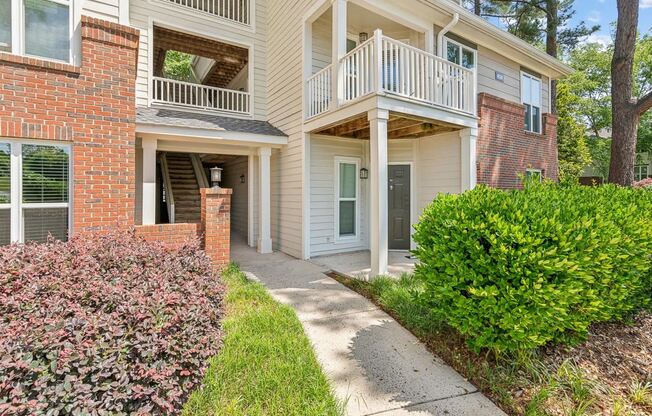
[388,165,411,250]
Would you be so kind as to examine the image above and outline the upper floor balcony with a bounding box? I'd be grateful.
[149,26,251,117]
[304,1,476,123]
[162,0,251,26]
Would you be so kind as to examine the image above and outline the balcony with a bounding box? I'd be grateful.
[163,0,250,26]
[306,30,476,119]
[152,77,250,115]
[150,26,251,117]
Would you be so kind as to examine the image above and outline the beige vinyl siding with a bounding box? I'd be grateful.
[267,0,315,258]
[312,13,331,73]
[416,131,461,213]
[477,46,550,114]
[221,156,249,240]
[82,0,121,22]
[130,0,268,120]
[310,137,367,256]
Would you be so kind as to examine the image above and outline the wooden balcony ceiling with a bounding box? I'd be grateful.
[153,26,248,88]
[314,113,461,140]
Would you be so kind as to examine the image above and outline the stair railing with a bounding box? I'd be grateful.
[190,154,210,188]
[160,153,176,224]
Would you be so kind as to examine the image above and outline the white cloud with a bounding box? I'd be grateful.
[584,33,612,47]
[642,0,652,9]
[587,11,601,23]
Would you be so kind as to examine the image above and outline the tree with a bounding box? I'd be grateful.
[608,0,652,185]
[482,0,599,113]
[556,81,592,181]
[163,51,197,83]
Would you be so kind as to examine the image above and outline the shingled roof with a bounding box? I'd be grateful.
[136,107,287,137]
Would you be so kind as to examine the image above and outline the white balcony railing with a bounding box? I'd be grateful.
[166,0,250,25]
[306,65,332,118]
[306,30,476,119]
[152,77,251,116]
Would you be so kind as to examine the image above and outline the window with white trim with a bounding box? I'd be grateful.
[0,141,71,244]
[335,158,359,240]
[445,38,476,69]
[521,72,542,133]
[525,168,542,182]
[2,0,73,62]
[635,164,649,182]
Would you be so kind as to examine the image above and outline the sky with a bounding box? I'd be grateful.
[571,0,652,46]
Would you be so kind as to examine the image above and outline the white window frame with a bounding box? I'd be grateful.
[5,0,76,64]
[525,168,543,182]
[444,37,477,69]
[0,139,72,244]
[521,71,542,134]
[334,156,360,243]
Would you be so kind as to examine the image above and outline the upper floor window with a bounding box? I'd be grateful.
[1,0,73,63]
[521,72,542,133]
[445,38,475,69]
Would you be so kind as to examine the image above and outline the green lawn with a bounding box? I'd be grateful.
[183,264,342,416]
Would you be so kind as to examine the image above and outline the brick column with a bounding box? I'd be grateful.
[201,188,233,270]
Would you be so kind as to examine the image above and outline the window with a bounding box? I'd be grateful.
[521,72,542,133]
[335,158,359,240]
[445,38,476,69]
[525,168,542,182]
[3,0,73,62]
[635,164,649,182]
[0,141,70,245]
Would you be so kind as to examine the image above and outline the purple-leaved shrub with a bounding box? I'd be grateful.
[0,231,224,415]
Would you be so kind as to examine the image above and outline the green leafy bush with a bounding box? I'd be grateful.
[413,183,652,353]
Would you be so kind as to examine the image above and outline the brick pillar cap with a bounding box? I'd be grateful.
[201,187,233,196]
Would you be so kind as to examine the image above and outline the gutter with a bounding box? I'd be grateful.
[436,13,459,58]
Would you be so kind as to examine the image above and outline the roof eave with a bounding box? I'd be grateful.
[423,0,574,78]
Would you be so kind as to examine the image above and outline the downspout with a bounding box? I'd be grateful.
[436,13,459,57]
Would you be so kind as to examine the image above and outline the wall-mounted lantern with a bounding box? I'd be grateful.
[210,167,223,188]
[240,174,246,184]
[359,32,369,43]
[359,168,369,180]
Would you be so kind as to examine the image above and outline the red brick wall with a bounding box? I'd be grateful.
[201,188,232,269]
[135,223,202,249]
[476,93,558,189]
[0,17,139,233]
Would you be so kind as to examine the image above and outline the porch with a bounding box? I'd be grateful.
[311,250,416,280]
[304,0,477,121]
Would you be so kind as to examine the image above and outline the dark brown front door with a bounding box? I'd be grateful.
[388,165,411,250]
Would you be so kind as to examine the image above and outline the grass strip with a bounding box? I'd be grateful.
[184,264,342,416]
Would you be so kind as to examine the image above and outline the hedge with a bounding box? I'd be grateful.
[0,232,224,415]
[413,183,652,353]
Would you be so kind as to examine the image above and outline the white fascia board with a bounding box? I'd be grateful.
[421,0,574,78]
[136,123,288,146]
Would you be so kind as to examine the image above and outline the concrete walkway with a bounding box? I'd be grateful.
[232,241,505,416]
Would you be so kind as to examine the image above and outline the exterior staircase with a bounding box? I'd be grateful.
[162,153,207,223]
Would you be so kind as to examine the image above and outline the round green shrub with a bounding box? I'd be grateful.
[412,183,652,353]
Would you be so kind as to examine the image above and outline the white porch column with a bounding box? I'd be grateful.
[460,127,478,191]
[257,147,273,254]
[369,109,389,278]
[332,0,347,108]
[141,137,157,225]
[425,29,435,55]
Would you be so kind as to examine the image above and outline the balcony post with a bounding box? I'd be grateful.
[368,108,389,278]
[374,29,383,93]
[332,0,347,108]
